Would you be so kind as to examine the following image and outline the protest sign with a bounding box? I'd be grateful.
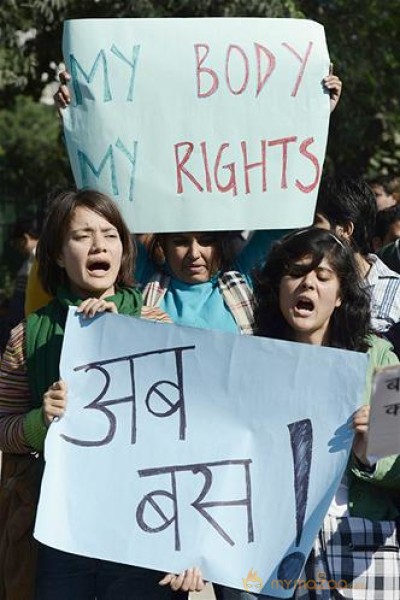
[35,309,367,597]
[62,18,331,232]
[367,365,400,460]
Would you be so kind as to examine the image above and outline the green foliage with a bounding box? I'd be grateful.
[299,0,400,176]
[0,95,72,214]
[0,0,399,237]
[0,0,302,103]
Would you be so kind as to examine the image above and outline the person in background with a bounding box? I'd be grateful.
[245,227,399,600]
[366,205,400,278]
[314,176,400,333]
[135,229,283,334]
[372,204,400,252]
[0,217,40,354]
[0,189,198,600]
[369,175,398,212]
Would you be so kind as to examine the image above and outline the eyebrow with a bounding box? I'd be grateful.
[71,225,118,233]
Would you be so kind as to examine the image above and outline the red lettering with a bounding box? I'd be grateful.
[255,43,276,97]
[241,140,267,194]
[295,137,321,193]
[174,142,203,193]
[174,136,320,197]
[194,44,219,98]
[282,41,313,97]
[268,137,297,189]
[225,45,249,95]
[200,141,212,192]
[214,143,238,196]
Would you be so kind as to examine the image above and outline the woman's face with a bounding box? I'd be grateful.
[162,232,219,284]
[57,206,123,299]
[279,255,342,346]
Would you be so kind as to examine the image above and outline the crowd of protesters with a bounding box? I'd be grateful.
[0,45,399,600]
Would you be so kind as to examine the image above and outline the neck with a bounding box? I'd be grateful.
[355,252,372,279]
[293,328,330,347]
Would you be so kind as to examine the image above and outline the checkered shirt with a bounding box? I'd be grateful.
[294,514,400,600]
[366,254,400,333]
[141,270,254,334]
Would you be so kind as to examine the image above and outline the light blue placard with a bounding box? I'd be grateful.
[62,18,331,233]
[35,309,368,597]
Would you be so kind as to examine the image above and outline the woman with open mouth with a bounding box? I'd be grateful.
[218,227,400,600]
[0,188,194,600]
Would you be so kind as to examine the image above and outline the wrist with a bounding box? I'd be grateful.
[352,451,376,473]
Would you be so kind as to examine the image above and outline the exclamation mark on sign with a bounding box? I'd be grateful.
[277,418,313,588]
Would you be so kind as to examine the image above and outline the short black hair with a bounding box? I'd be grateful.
[375,205,400,242]
[10,216,40,241]
[253,227,372,352]
[368,174,395,195]
[316,176,377,255]
[37,189,135,296]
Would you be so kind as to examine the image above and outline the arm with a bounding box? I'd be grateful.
[350,337,400,489]
[0,322,66,454]
[0,323,38,454]
[323,70,342,113]
[233,229,289,282]
[134,236,158,286]
[351,454,400,490]
[54,70,71,112]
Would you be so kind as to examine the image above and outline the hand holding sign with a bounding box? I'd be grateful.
[367,365,400,460]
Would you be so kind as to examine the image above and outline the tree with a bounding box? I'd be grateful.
[0,95,72,215]
[298,0,400,176]
[0,0,301,105]
[0,0,399,190]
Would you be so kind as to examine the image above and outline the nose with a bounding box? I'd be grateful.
[188,240,201,259]
[300,271,316,289]
[90,232,106,253]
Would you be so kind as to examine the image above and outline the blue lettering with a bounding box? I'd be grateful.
[110,45,141,102]
[115,139,138,202]
[70,50,112,105]
[78,145,118,195]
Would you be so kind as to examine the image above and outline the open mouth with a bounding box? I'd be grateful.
[87,261,110,273]
[295,298,315,313]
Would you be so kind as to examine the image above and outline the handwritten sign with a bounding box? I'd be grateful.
[367,365,400,460]
[62,18,331,233]
[34,310,367,597]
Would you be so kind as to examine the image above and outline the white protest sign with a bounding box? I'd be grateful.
[367,365,400,460]
[35,310,367,597]
[62,18,331,232]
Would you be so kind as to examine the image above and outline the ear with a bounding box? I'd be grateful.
[56,255,65,268]
[335,295,342,308]
[335,222,354,241]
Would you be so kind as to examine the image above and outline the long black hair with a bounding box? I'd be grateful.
[253,227,372,352]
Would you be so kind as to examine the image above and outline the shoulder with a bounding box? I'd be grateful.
[368,254,400,280]
[1,321,27,370]
[377,240,400,274]
[367,333,399,368]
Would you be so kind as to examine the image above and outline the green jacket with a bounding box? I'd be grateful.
[348,334,400,520]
